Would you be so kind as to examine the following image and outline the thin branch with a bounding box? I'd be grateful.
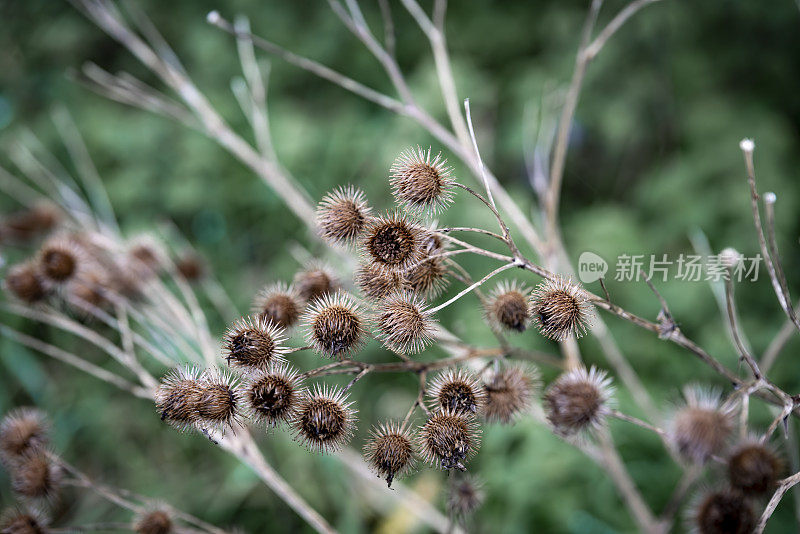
[597,428,661,534]
[400,0,470,147]
[763,192,797,324]
[545,0,602,240]
[584,0,664,60]
[0,324,150,398]
[219,430,337,534]
[724,276,762,380]
[741,140,800,332]
[429,263,516,313]
[756,470,800,533]
[207,12,404,116]
[761,306,798,374]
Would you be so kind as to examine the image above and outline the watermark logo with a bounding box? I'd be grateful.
[576,252,762,283]
[578,251,608,283]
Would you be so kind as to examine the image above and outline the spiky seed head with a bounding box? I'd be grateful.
[363,422,415,487]
[293,262,339,303]
[0,508,47,534]
[419,409,480,471]
[0,202,60,242]
[482,363,538,424]
[0,408,49,465]
[194,368,241,433]
[175,253,205,281]
[485,281,532,332]
[10,450,61,500]
[133,509,173,534]
[316,186,373,244]
[244,363,303,428]
[355,262,402,300]
[253,283,303,330]
[375,292,436,355]
[670,387,733,464]
[727,440,782,495]
[530,276,592,341]
[4,263,47,304]
[127,237,164,276]
[104,256,145,299]
[292,385,356,454]
[403,257,448,299]
[390,147,454,214]
[302,292,365,358]
[447,475,485,518]
[420,230,445,254]
[362,212,424,273]
[427,369,486,415]
[544,366,614,436]
[223,316,287,371]
[692,489,755,534]
[66,270,109,310]
[38,239,81,283]
[154,367,203,432]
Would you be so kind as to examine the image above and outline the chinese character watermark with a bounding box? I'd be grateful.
[577,253,761,284]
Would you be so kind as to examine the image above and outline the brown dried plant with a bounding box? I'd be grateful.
[2,1,800,534]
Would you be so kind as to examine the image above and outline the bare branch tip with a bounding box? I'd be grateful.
[206,10,221,25]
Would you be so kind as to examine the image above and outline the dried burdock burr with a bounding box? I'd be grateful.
[691,489,755,534]
[485,281,532,333]
[133,508,173,534]
[244,363,303,428]
[354,262,402,300]
[104,256,145,300]
[362,212,424,273]
[530,275,592,341]
[37,238,82,284]
[375,291,436,355]
[10,450,61,501]
[0,508,47,534]
[154,366,203,432]
[294,262,339,303]
[195,368,241,434]
[66,269,109,310]
[252,283,303,330]
[0,202,60,243]
[316,185,372,244]
[0,408,49,465]
[175,253,205,281]
[482,363,538,424]
[363,422,415,487]
[402,227,448,299]
[390,146,454,214]
[420,229,445,255]
[726,439,782,496]
[402,255,448,299]
[447,474,485,518]
[223,316,287,371]
[669,387,733,464]
[544,366,614,436]
[418,409,480,471]
[127,237,163,276]
[4,263,47,304]
[427,369,485,415]
[292,385,356,454]
[302,291,365,358]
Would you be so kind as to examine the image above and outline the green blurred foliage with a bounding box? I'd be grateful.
[1,0,800,532]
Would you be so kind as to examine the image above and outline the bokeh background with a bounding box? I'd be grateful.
[2,1,800,532]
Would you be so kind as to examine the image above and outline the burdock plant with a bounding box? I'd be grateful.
[3,1,800,533]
